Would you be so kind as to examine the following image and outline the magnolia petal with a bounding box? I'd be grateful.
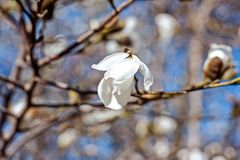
[113,76,134,94]
[106,94,123,110]
[97,78,113,107]
[114,87,132,107]
[104,57,140,81]
[139,61,153,91]
[208,50,229,66]
[92,52,129,71]
[106,87,131,110]
[132,55,142,64]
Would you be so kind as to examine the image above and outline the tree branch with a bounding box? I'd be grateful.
[0,75,24,90]
[136,77,240,101]
[38,0,134,67]
[34,77,97,95]
[6,110,80,158]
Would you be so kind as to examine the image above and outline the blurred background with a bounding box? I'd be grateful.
[0,0,240,159]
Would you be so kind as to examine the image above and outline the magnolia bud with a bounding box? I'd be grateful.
[204,57,223,80]
[203,43,236,81]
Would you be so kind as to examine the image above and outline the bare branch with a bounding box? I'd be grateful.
[107,0,118,13]
[34,77,97,95]
[137,77,240,101]
[31,102,104,108]
[0,75,24,90]
[0,108,17,119]
[38,0,135,67]
[6,110,80,158]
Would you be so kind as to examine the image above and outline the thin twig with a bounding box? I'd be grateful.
[138,77,240,101]
[0,108,17,119]
[107,0,118,13]
[31,102,104,108]
[38,0,134,67]
[34,77,97,95]
[6,110,80,158]
[0,7,17,29]
[0,75,24,90]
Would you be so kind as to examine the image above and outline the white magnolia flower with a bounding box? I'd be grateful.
[92,49,153,110]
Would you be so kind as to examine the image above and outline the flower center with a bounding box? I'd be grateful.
[123,47,134,58]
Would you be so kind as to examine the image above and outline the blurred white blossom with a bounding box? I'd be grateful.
[177,148,189,160]
[204,142,222,156]
[152,115,177,134]
[154,140,170,158]
[89,19,100,30]
[129,152,144,160]
[135,118,150,137]
[122,16,138,35]
[83,110,122,125]
[189,149,208,160]
[57,128,78,148]
[212,156,226,160]
[155,13,179,41]
[106,40,121,53]
[106,16,138,53]
[177,148,208,160]
[224,146,237,159]
[92,49,153,110]
[9,99,25,117]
